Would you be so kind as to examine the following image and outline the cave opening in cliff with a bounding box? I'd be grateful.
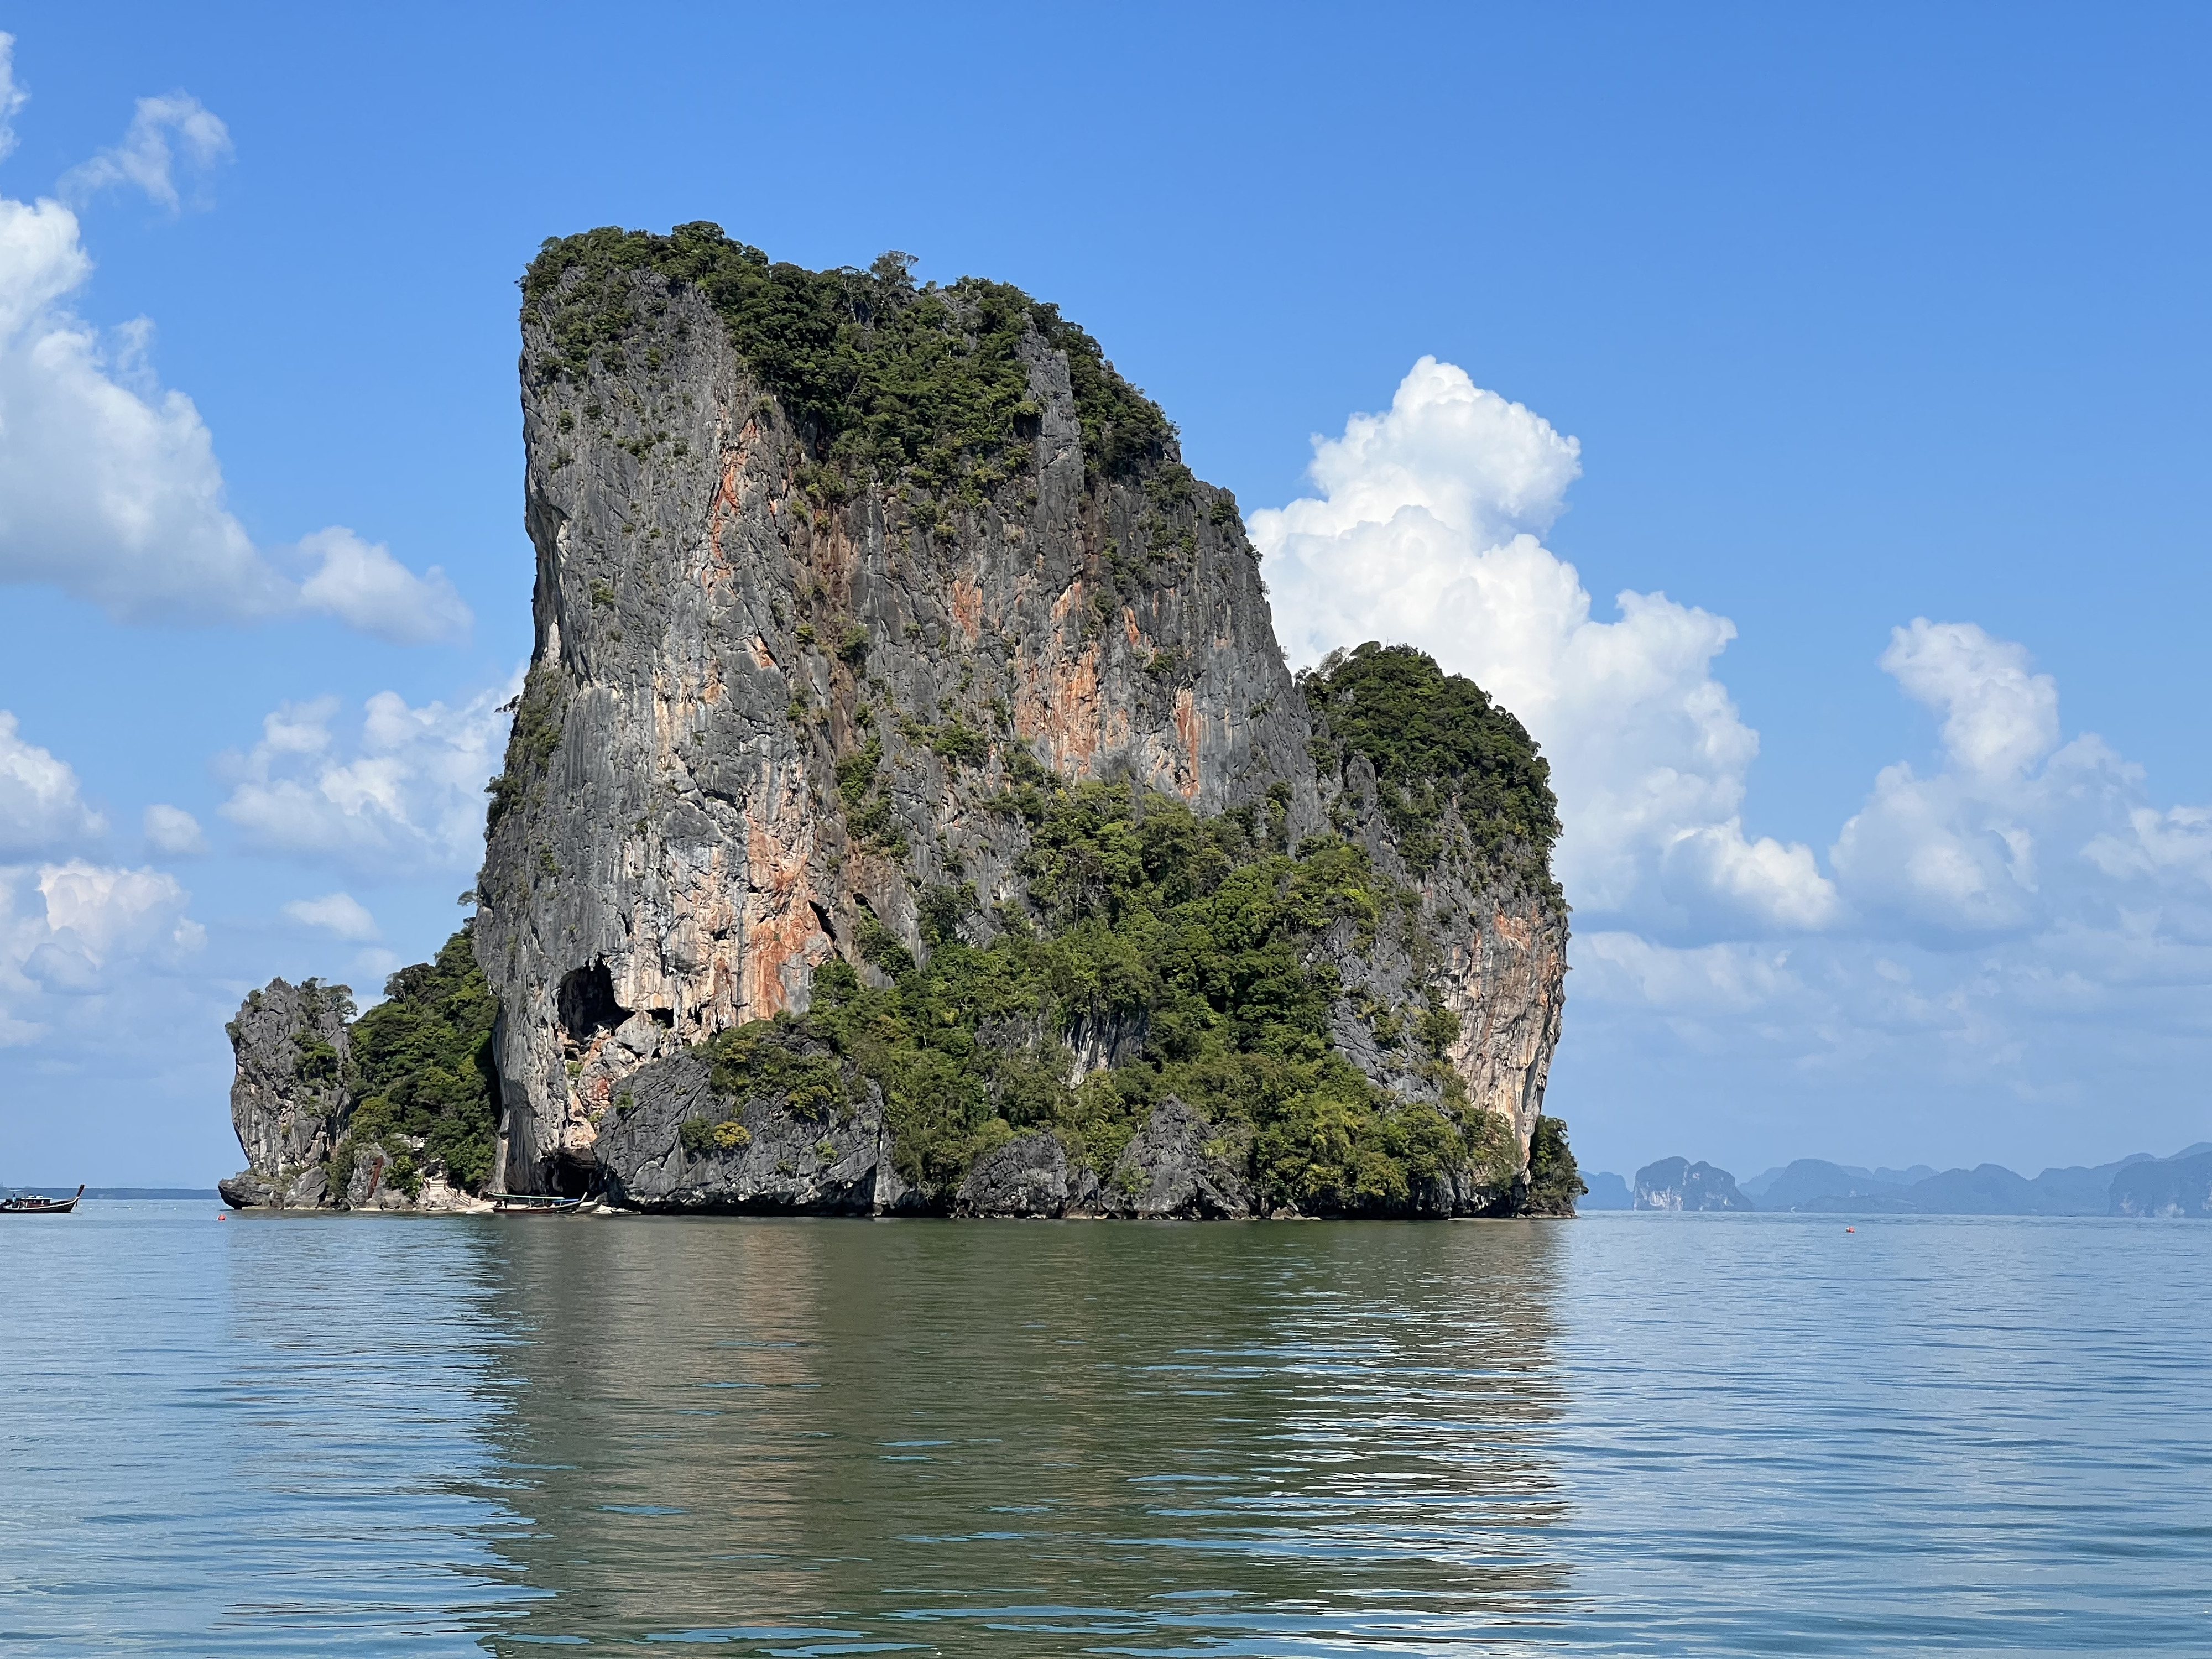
[546,1148,600,1199]
[557,960,628,1045]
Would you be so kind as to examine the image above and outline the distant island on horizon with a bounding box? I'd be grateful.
[1576,1143,2212,1217]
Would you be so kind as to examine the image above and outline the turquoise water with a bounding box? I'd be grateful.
[3,1206,2207,1654]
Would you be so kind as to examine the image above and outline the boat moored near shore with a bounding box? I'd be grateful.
[1,1183,84,1214]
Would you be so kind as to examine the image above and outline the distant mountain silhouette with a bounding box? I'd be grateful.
[1726,1149,2207,1215]
[1582,1170,1633,1210]
[1745,1160,1912,1209]
[2109,1147,2212,1217]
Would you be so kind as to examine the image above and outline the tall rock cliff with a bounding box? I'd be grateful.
[473,224,1572,1215]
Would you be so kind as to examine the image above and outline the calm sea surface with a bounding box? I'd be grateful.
[3,1206,2208,1655]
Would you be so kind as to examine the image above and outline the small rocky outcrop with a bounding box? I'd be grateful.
[1097,1097,1254,1219]
[590,1043,905,1213]
[219,978,352,1210]
[1520,1114,1589,1217]
[218,927,500,1213]
[1634,1156,1754,1212]
[956,1132,1093,1218]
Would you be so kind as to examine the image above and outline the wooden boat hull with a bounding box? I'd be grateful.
[1,1184,83,1214]
[491,1193,585,1214]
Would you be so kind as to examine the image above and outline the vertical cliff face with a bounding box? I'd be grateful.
[474,226,1571,1212]
[219,977,352,1208]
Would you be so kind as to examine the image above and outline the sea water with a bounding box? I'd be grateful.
[2,1204,2206,1655]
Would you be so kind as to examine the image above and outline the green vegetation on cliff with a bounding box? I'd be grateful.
[521,222,1176,503]
[1525,1114,1588,1215]
[687,780,1520,1213]
[1302,642,1560,885]
[325,925,499,1199]
[484,661,568,833]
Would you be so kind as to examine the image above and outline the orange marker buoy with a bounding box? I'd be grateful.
[217,1213,228,1220]
[1845,1227,1855,1233]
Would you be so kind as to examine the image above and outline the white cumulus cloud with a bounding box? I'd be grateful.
[1882,618,2060,781]
[1258,363,2212,1170]
[0,86,469,639]
[0,709,105,855]
[3,858,204,1010]
[1831,623,2140,941]
[1251,357,1838,937]
[295,526,471,645]
[38,860,204,960]
[218,679,518,877]
[281,891,379,942]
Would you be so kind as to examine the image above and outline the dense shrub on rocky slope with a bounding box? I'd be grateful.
[521,222,1174,502]
[330,926,500,1199]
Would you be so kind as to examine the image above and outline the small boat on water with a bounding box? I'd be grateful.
[1,1183,84,1215]
[490,1190,585,1215]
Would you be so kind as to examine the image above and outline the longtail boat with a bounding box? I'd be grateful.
[1,1183,84,1214]
[491,1190,585,1214]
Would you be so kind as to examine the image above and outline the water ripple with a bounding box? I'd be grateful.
[3,1207,2209,1652]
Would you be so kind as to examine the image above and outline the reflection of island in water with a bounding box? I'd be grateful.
[465,1220,1571,1653]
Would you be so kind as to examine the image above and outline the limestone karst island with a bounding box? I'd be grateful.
[218,225,1581,1220]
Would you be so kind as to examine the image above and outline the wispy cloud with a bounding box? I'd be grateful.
[0,208,473,637]
[0,34,29,163]
[281,891,380,942]
[219,679,518,878]
[59,92,232,213]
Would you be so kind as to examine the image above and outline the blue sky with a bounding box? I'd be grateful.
[2,2,2208,1183]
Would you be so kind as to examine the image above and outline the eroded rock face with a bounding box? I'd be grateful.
[593,1047,905,1213]
[474,235,1572,1213]
[477,274,1321,1196]
[956,1131,1088,1218]
[1099,1097,1255,1219]
[1314,757,1566,1156]
[220,978,351,1208]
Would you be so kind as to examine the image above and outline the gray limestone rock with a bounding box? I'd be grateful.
[218,967,494,1214]
[469,237,1571,1214]
[342,1142,430,1211]
[593,1045,895,1214]
[221,978,352,1207]
[1099,1097,1255,1220]
[956,1131,1079,1218]
[281,1166,331,1208]
[1309,755,1566,1161]
[476,270,1328,1196]
[217,1171,275,1209]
